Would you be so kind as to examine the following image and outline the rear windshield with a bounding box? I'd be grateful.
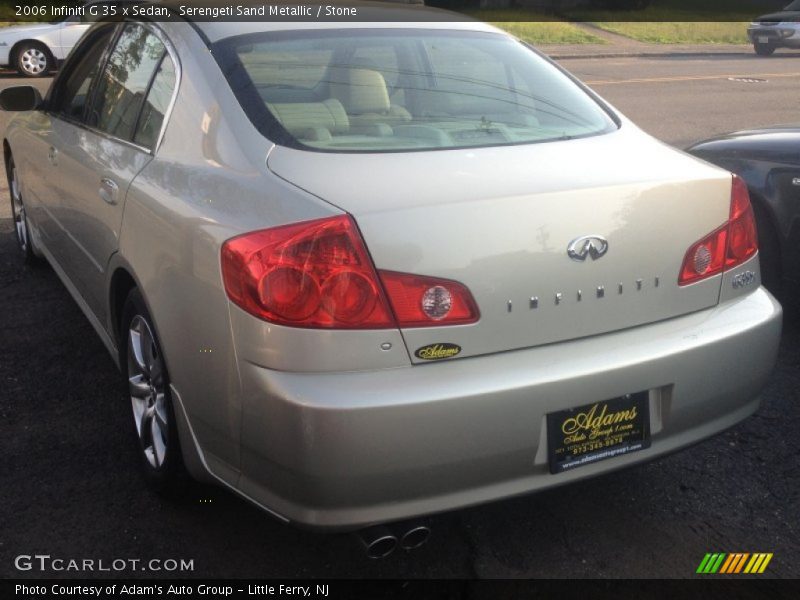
[213,29,618,153]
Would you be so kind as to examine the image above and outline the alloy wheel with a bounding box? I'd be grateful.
[10,165,29,253]
[127,315,169,469]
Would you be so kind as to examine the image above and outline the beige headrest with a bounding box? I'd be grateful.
[266,99,349,137]
[329,68,390,115]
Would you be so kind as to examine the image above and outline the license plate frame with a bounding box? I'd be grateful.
[547,392,651,474]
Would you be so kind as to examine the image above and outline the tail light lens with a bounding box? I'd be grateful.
[726,175,759,267]
[222,215,395,328]
[678,175,758,286]
[379,271,480,327]
[221,215,480,329]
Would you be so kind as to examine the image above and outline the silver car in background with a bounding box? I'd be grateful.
[748,0,800,55]
[2,2,782,557]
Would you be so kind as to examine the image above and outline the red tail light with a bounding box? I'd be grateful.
[725,175,759,267]
[379,271,480,327]
[678,175,758,286]
[222,215,395,328]
[221,215,480,329]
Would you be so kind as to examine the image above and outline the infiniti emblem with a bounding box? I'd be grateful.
[567,235,609,261]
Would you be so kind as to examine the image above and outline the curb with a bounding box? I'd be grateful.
[548,50,753,60]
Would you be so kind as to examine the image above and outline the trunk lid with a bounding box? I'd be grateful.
[267,128,732,362]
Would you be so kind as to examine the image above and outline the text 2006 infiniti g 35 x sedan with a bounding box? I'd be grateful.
[2,5,782,551]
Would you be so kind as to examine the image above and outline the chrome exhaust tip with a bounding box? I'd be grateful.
[399,523,431,551]
[355,525,398,559]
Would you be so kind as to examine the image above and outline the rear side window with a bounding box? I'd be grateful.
[133,54,176,148]
[87,23,166,142]
[51,24,116,121]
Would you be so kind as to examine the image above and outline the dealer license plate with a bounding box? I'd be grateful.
[547,392,651,474]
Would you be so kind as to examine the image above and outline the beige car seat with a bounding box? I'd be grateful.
[266,98,350,142]
[328,68,412,130]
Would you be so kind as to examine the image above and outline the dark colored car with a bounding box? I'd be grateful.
[688,127,800,300]
[747,1,800,55]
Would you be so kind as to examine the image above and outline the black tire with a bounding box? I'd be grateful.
[14,42,53,77]
[752,202,782,297]
[754,43,775,56]
[5,154,39,264]
[120,288,187,494]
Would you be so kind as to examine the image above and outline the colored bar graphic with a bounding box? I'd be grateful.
[719,554,736,574]
[745,554,763,573]
[758,554,773,573]
[697,554,713,574]
[734,553,750,573]
[698,552,773,574]
[720,553,740,574]
[710,553,726,573]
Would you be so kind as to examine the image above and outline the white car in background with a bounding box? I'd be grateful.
[0,1,120,77]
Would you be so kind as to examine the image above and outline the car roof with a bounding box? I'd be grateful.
[151,0,502,43]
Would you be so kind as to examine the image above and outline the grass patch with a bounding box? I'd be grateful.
[467,10,606,45]
[566,0,781,22]
[563,0,770,44]
[590,22,749,44]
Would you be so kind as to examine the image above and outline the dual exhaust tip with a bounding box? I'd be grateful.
[356,521,431,559]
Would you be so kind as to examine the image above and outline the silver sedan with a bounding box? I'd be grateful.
[1,4,782,558]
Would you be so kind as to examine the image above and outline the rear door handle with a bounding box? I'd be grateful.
[47,146,58,165]
[99,177,119,205]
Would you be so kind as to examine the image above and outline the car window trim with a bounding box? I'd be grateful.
[116,20,182,155]
[149,23,181,154]
[131,49,168,146]
[45,20,181,157]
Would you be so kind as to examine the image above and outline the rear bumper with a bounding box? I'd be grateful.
[234,287,781,530]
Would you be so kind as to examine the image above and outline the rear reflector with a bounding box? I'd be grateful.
[222,215,480,329]
[679,175,758,286]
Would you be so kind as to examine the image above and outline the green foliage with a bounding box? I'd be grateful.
[591,21,749,44]
[467,10,606,44]
[569,0,785,21]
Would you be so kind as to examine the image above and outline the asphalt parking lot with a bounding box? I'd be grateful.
[1,54,799,579]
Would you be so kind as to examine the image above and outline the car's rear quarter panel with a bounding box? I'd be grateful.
[115,23,343,478]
